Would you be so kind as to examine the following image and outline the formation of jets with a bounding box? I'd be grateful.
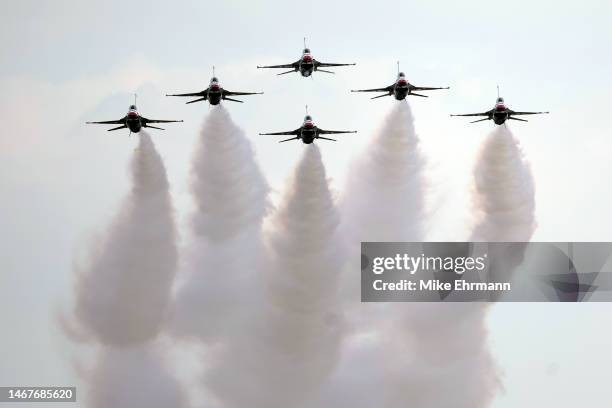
[86,40,549,142]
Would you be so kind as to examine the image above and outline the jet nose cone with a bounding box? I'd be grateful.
[304,122,314,129]
[211,84,220,91]
[398,79,407,86]
[302,55,313,62]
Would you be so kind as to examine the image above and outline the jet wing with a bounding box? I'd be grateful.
[318,129,357,135]
[411,85,450,91]
[257,62,298,69]
[166,90,206,97]
[509,110,550,115]
[351,85,394,93]
[450,110,492,117]
[142,117,184,124]
[86,117,125,125]
[259,128,301,136]
[315,60,356,67]
[224,90,264,96]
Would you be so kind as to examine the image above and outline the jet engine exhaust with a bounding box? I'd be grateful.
[470,125,536,242]
[203,145,345,408]
[70,132,186,408]
[169,105,269,341]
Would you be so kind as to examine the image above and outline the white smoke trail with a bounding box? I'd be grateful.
[170,105,269,341]
[205,145,345,408]
[383,126,537,408]
[86,342,188,408]
[405,125,537,408]
[379,303,499,408]
[342,101,426,241]
[70,132,186,407]
[74,132,178,345]
[470,125,536,241]
[335,102,502,408]
[338,100,427,343]
[188,106,269,242]
[338,101,427,327]
[330,101,428,407]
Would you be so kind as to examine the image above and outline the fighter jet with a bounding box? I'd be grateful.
[86,96,183,135]
[166,67,263,105]
[257,39,355,77]
[351,63,449,100]
[451,87,549,125]
[259,106,357,144]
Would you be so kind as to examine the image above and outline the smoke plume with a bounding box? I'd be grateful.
[381,125,538,408]
[170,106,269,341]
[383,124,542,407]
[189,106,269,241]
[385,126,538,408]
[74,132,178,345]
[336,101,501,408]
[470,125,536,241]
[86,342,188,408]
[342,101,426,242]
[205,145,345,408]
[379,302,499,408]
[339,101,427,319]
[70,132,186,407]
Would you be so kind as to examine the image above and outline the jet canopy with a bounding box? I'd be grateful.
[211,77,219,82]
[398,72,405,77]
[496,97,504,103]
[304,115,313,121]
[303,48,311,54]
[129,104,137,110]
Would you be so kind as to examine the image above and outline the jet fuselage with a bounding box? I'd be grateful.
[393,85,410,100]
[300,119,317,143]
[299,62,315,76]
[392,76,410,100]
[126,109,143,133]
[298,52,315,76]
[206,81,223,105]
[300,128,317,143]
[492,103,509,125]
[492,111,509,125]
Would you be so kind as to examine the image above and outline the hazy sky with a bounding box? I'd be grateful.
[2,1,612,407]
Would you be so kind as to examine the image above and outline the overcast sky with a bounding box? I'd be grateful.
[1,1,612,406]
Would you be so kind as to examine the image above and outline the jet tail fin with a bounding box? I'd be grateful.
[145,125,165,130]
[509,116,528,122]
[316,69,335,74]
[410,93,428,98]
[317,136,337,141]
[470,118,490,124]
[277,70,295,76]
[279,137,298,143]
[223,97,244,103]
[371,93,391,99]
